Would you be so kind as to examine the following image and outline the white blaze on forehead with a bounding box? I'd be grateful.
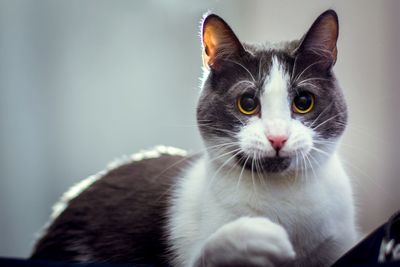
[261,56,291,121]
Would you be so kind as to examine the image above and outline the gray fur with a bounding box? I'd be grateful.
[197,13,347,173]
[31,10,350,267]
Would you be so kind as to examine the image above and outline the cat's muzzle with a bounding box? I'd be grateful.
[236,154,291,173]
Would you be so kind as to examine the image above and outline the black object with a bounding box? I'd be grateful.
[333,210,400,267]
[0,258,150,267]
[1,211,400,267]
[379,211,400,263]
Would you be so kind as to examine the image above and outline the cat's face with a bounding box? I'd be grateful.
[197,11,347,175]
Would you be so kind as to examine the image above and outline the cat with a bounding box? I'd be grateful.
[31,10,357,267]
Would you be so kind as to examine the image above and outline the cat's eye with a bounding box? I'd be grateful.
[292,92,314,114]
[237,94,260,115]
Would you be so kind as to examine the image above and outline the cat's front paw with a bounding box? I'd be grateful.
[193,217,295,267]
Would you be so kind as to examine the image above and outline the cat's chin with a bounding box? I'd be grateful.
[237,154,291,173]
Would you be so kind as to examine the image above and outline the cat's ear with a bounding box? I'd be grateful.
[296,10,339,69]
[201,14,245,70]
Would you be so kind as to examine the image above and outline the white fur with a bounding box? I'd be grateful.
[50,173,104,221]
[199,66,210,92]
[238,57,314,165]
[262,56,291,121]
[169,153,356,267]
[168,57,357,267]
[197,217,296,266]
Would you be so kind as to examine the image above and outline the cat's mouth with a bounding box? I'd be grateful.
[236,154,291,173]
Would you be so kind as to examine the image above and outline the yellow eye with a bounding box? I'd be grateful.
[237,94,260,115]
[293,92,314,114]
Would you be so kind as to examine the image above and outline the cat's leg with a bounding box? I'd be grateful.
[191,216,296,267]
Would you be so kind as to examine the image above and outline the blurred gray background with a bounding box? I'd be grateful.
[1,0,399,258]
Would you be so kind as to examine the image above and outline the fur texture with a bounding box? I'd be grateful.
[31,10,357,267]
[169,10,356,267]
[32,146,190,265]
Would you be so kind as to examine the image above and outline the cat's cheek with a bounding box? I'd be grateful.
[280,120,314,157]
[237,119,274,157]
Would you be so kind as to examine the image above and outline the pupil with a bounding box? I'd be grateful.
[296,94,311,110]
[241,97,255,111]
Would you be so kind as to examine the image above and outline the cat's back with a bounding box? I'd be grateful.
[31,147,192,265]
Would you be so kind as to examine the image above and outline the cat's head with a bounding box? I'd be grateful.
[197,10,347,175]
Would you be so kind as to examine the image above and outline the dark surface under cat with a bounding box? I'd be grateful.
[31,154,193,266]
[7,211,400,266]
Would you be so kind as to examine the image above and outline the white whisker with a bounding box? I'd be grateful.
[236,155,250,190]
[310,146,331,157]
[309,103,334,128]
[250,152,257,195]
[226,59,256,82]
[312,112,346,131]
[297,77,329,86]
[206,148,243,190]
[292,60,324,84]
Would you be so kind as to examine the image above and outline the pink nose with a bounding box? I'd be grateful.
[267,135,288,151]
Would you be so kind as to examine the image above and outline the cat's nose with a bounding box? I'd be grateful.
[267,135,288,151]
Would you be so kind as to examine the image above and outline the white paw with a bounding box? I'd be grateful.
[194,217,296,267]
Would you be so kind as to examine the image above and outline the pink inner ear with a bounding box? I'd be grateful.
[203,19,232,66]
[201,14,244,68]
[203,24,218,65]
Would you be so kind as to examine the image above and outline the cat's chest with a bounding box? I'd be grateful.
[204,177,333,230]
[195,178,339,260]
[185,157,345,245]
[171,155,354,265]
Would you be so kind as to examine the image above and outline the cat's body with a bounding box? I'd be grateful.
[32,10,358,267]
[32,147,191,265]
[171,152,355,267]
